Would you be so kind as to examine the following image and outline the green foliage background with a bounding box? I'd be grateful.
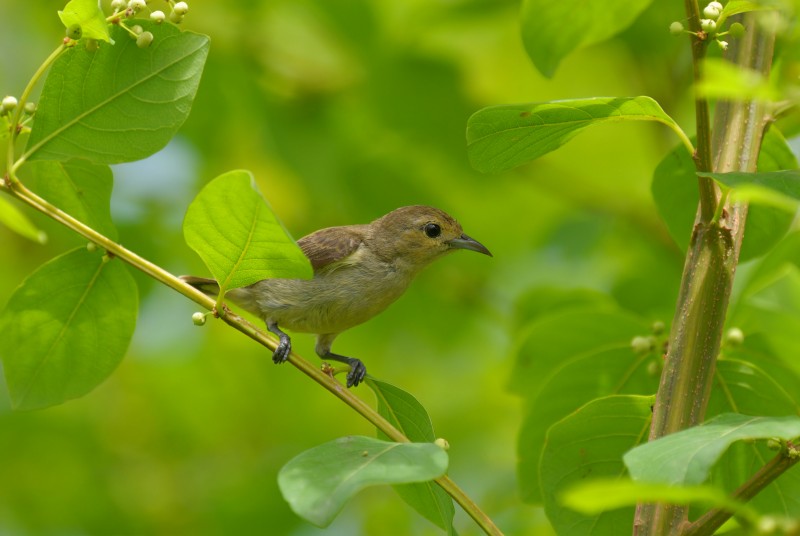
[3,0,795,535]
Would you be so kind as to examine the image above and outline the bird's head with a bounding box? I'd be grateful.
[369,205,491,272]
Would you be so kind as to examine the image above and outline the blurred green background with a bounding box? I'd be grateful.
[0,0,715,534]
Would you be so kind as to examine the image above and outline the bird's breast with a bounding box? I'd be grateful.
[240,258,415,334]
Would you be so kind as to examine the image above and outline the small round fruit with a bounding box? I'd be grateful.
[173,1,189,15]
[66,23,83,40]
[136,31,154,48]
[669,21,685,35]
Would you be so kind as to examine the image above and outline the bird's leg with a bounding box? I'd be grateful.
[316,334,367,388]
[267,321,292,364]
[322,352,367,388]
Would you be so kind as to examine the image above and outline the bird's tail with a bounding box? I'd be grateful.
[180,275,220,297]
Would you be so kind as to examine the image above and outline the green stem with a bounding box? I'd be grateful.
[683,0,717,222]
[665,120,696,158]
[3,181,503,536]
[684,447,800,536]
[6,44,65,180]
[633,12,777,536]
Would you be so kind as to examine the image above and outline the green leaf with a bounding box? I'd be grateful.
[519,345,659,503]
[716,0,774,28]
[0,196,47,244]
[367,378,456,535]
[651,139,697,251]
[183,170,313,294]
[0,248,138,410]
[520,0,654,78]
[22,160,118,240]
[624,413,800,486]
[696,59,777,102]
[512,287,616,332]
[277,436,448,528]
[25,21,209,164]
[703,170,800,210]
[733,251,800,380]
[467,97,684,173]
[540,395,653,535]
[560,478,756,521]
[368,378,436,443]
[711,359,800,417]
[510,308,649,397]
[513,307,652,503]
[652,127,796,260]
[58,0,110,43]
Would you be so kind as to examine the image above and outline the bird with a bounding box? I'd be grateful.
[181,205,491,387]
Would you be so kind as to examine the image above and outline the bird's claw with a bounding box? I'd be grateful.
[346,358,367,388]
[272,338,291,364]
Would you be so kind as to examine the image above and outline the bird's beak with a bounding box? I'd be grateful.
[447,233,492,257]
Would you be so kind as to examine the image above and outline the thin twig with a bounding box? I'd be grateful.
[2,180,504,536]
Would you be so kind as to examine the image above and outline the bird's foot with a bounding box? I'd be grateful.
[344,358,367,388]
[267,323,292,364]
[271,335,292,364]
[318,351,367,387]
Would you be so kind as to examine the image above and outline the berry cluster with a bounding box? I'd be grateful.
[63,1,191,50]
[0,96,36,125]
[669,1,746,51]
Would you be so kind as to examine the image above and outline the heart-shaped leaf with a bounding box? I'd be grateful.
[367,378,455,534]
[541,395,654,535]
[25,21,208,163]
[58,0,110,42]
[278,436,448,527]
[467,97,685,173]
[183,170,313,294]
[624,413,800,486]
[0,248,138,409]
[23,159,117,240]
[520,0,654,78]
[0,196,46,244]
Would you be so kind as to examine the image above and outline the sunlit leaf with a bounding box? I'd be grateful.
[0,248,138,410]
[23,160,117,240]
[0,195,46,244]
[277,436,448,528]
[58,0,110,42]
[696,59,777,102]
[652,127,796,260]
[703,170,800,209]
[367,378,456,535]
[520,0,654,78]
[561,478,756,521]
[716,0,775,28]
[25,22,208,163]
[183,170,313,294]
[624,413,800,486]
[541,395,653,535]
[467,97,683,173]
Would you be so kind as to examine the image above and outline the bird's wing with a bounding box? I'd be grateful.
[297,225,367,272]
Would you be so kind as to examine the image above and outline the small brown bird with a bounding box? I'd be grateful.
[182,205,491,387]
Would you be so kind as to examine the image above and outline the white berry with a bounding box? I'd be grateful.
[700,18,717,32]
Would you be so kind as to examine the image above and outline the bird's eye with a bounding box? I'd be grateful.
[424,223,441,238]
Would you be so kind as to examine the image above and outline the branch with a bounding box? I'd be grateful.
[634,12,777,535]
[684,445,800,536]
[1,179,503,536]
[684,0,718,221]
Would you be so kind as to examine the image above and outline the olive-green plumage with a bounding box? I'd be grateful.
[182,205,491,387]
